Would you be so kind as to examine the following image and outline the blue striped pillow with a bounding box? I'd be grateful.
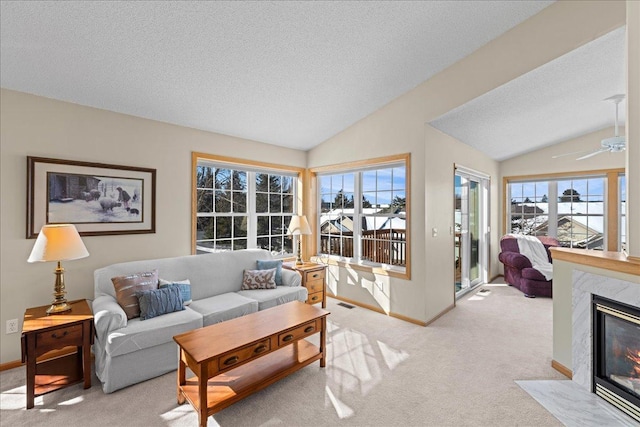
[159,278,192,306]
[136,284,184,321]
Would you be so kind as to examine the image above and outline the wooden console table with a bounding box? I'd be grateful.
[21,299,94,409]
[173,301,329,427]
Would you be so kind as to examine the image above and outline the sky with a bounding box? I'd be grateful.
[319,166,406,206]
[508,177,614,202]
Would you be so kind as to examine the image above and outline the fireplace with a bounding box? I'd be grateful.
[592,295,640,422]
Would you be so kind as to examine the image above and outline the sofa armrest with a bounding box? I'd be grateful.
[281,268,302,287]
[498,252,532,270]
[92,295,127,342]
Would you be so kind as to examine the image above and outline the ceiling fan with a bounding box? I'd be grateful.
[552,94,626,160]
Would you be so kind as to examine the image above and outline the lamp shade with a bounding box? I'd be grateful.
[28,224,89,263]
[287,215,311,235]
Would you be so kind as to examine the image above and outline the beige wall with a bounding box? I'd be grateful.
[0,1,629,364]
[500,127,626,179]
[424,126,500,318]
[308,1,625,324]
[626,0,640,258]
[0,89,306,364]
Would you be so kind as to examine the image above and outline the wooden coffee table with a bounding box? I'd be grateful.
[173,301,329,427]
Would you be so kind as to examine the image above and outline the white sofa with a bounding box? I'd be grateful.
[92,249,305,393]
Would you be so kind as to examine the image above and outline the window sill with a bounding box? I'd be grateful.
[311,255,410,280]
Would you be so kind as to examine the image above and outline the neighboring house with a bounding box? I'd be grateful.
[511,201,606,249]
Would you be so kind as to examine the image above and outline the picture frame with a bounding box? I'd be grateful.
[27,156,156,238]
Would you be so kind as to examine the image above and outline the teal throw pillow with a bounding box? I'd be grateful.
[159,278,192,306]
[136,284,184,321]
[256,259,283,286]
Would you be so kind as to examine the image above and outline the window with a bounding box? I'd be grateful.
[315,154,410,275]
[193,154,301,256]
[506,170,625,250]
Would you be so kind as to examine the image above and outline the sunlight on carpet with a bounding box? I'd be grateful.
[377,340,409,370]
[160,404,210,426]
[58,396,83,406]
[0,385,28,410]
[325,385,354,419]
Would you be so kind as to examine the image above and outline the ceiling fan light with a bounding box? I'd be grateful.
[601,135,626,150]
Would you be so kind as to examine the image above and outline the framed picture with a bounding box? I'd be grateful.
[27,157,156,238]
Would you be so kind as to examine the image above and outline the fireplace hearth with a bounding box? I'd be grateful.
[592,295,640,423]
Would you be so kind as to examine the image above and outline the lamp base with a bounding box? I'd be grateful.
[46,301,72,315]
[295,239,304,265]
[46,262,72,315]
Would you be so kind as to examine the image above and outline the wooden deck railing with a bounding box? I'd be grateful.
[320,229,406,266]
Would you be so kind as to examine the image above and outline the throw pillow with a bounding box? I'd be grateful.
[159,278,192,306]
[241,268,277,290]
[256,259,283,286]
[136,284,184,321]
[111,270,158,319]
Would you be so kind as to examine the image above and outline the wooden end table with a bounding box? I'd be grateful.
[21,299,94,409]
[173,301,329,427]
[283,262,327,308]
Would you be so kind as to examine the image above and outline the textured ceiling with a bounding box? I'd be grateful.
[430,27,626,161]
[0,1,553,151]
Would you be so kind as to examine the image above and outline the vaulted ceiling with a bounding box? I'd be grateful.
[1,1,624,160]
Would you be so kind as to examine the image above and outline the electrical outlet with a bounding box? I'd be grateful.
[6,319,19,334]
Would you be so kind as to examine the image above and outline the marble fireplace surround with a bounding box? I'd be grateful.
[571,270,640,391]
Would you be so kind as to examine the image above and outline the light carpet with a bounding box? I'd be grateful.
[0,279,567,426]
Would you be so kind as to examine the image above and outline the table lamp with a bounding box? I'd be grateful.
[28,224,89,314]
[287,215,311,265]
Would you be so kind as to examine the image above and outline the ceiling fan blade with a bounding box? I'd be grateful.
[576,148,609,160]
[552,150,592,159]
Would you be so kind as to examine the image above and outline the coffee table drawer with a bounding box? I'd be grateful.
[278,319,318,347]
[218,338,271,370]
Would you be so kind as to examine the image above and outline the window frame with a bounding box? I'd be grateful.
[192,152,303,256]
[502,168,625,251]
[311,153,411,280]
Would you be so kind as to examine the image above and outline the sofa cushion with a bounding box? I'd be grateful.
[111,270,158,319]
[256,259,283,285]
[241,268,277,290]
[104,308,202,357]
[136,285,184,321]
[159,278,192,306]
[237,286,308,311]
[187,292,258,326]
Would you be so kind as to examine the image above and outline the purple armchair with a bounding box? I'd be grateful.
[498,235,558,298]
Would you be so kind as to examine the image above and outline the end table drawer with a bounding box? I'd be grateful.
[217,338,271,371]
[304,269,325,284]
[306,291,323,305]
[278,319,318,347]
[305,278,324,293]
[36,324,83,349]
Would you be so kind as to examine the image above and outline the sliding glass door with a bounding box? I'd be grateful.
[455,168,488,296]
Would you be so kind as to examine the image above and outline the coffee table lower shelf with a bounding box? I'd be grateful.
[178,339,321,416]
